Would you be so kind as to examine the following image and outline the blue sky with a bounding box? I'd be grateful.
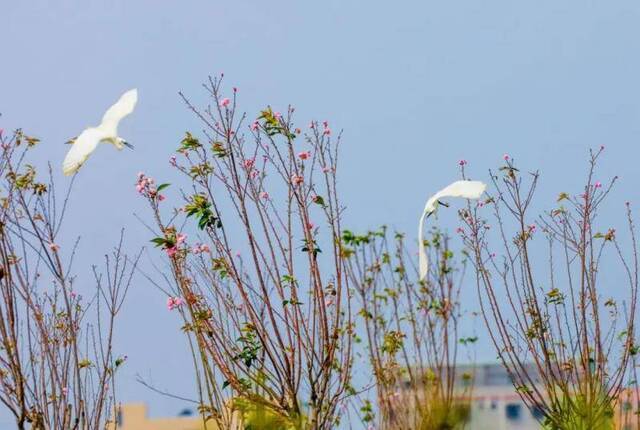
[2,0,640,423]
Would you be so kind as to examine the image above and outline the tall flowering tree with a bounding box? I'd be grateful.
[461,149,639,429]
[345,227,474,430]
[0,128,136,429]
[138,76,354,429]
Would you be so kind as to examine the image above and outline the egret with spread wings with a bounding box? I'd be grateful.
[63,89,138,175]
[418,180,486,281]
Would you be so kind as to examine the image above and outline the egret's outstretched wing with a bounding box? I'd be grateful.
[62,128,104,175]
[100,89,138,134]
[418,180,486,280]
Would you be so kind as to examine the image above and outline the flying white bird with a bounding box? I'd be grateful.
[418,180,487,281]
[62,89,138,175]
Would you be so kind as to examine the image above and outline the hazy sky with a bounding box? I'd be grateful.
[2,0,640,423]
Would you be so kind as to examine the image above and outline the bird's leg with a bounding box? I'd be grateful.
[122,140,135,150]
[64,137,78,145]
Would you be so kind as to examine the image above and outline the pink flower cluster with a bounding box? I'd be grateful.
[192,243,211,254]
[136,173,165,201]
[167,296,184,311]
[322,120,331,136]
[298,151,311,160]
[291,174,304,186]
[166,233,187,257]
[242,158,260,179]
[219,98,231,108]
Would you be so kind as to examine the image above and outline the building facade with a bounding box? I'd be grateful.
[114,403,212,430]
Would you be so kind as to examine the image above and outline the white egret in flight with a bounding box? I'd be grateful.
[418,180,486,281]
[62,89,138,175]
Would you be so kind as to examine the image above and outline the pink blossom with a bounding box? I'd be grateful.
[274,112,282,120]
[192,243,210,254]
[169,155,177,166]
[157,194,166,202]
[503,153,510,161]
[135,173,159,197]
[167,296,184,311]
[600,145,605,151]
[219,98,231,107]
[594,181,602,189]
[456,227,464,234]
[322,166,332,173]
[166,246,178,258]
[243,159,255,169]
[298,151,311,160]
[291,174,304,185]
[528,224,536,232]
[233,87,238,93]
[307,222,315,230]
[325,297,334,307]
[250,121,259,131]
[260,191,270,199]
[176,233,187,245]
[323,128,331,136]
[458,159,467,166]
[322,121,329,128]
[294,128,301,135]
[61,387,68,396]
[48,242,60,252]
[309,122,315,129]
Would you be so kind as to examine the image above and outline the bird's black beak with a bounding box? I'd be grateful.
[123,141,135,150]
[437,200,450,208]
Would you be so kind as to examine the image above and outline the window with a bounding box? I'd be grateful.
[531,405,545,421]
[505,403,522,421]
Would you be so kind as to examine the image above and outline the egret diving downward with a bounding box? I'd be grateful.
[418,180,487,281]
[62,89,138,175]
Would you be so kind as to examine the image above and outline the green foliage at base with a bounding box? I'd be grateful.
[541,389,615,430]
[233,397,306,430]
[418,400,470,430]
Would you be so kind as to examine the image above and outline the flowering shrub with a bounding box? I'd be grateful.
[345,227,474,429]
[0,128,136,429]
[461,148,638,430]
[138,76,354,429]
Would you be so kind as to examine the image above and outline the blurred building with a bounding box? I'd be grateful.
[461,363,543,430]
[114,403,213,430]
